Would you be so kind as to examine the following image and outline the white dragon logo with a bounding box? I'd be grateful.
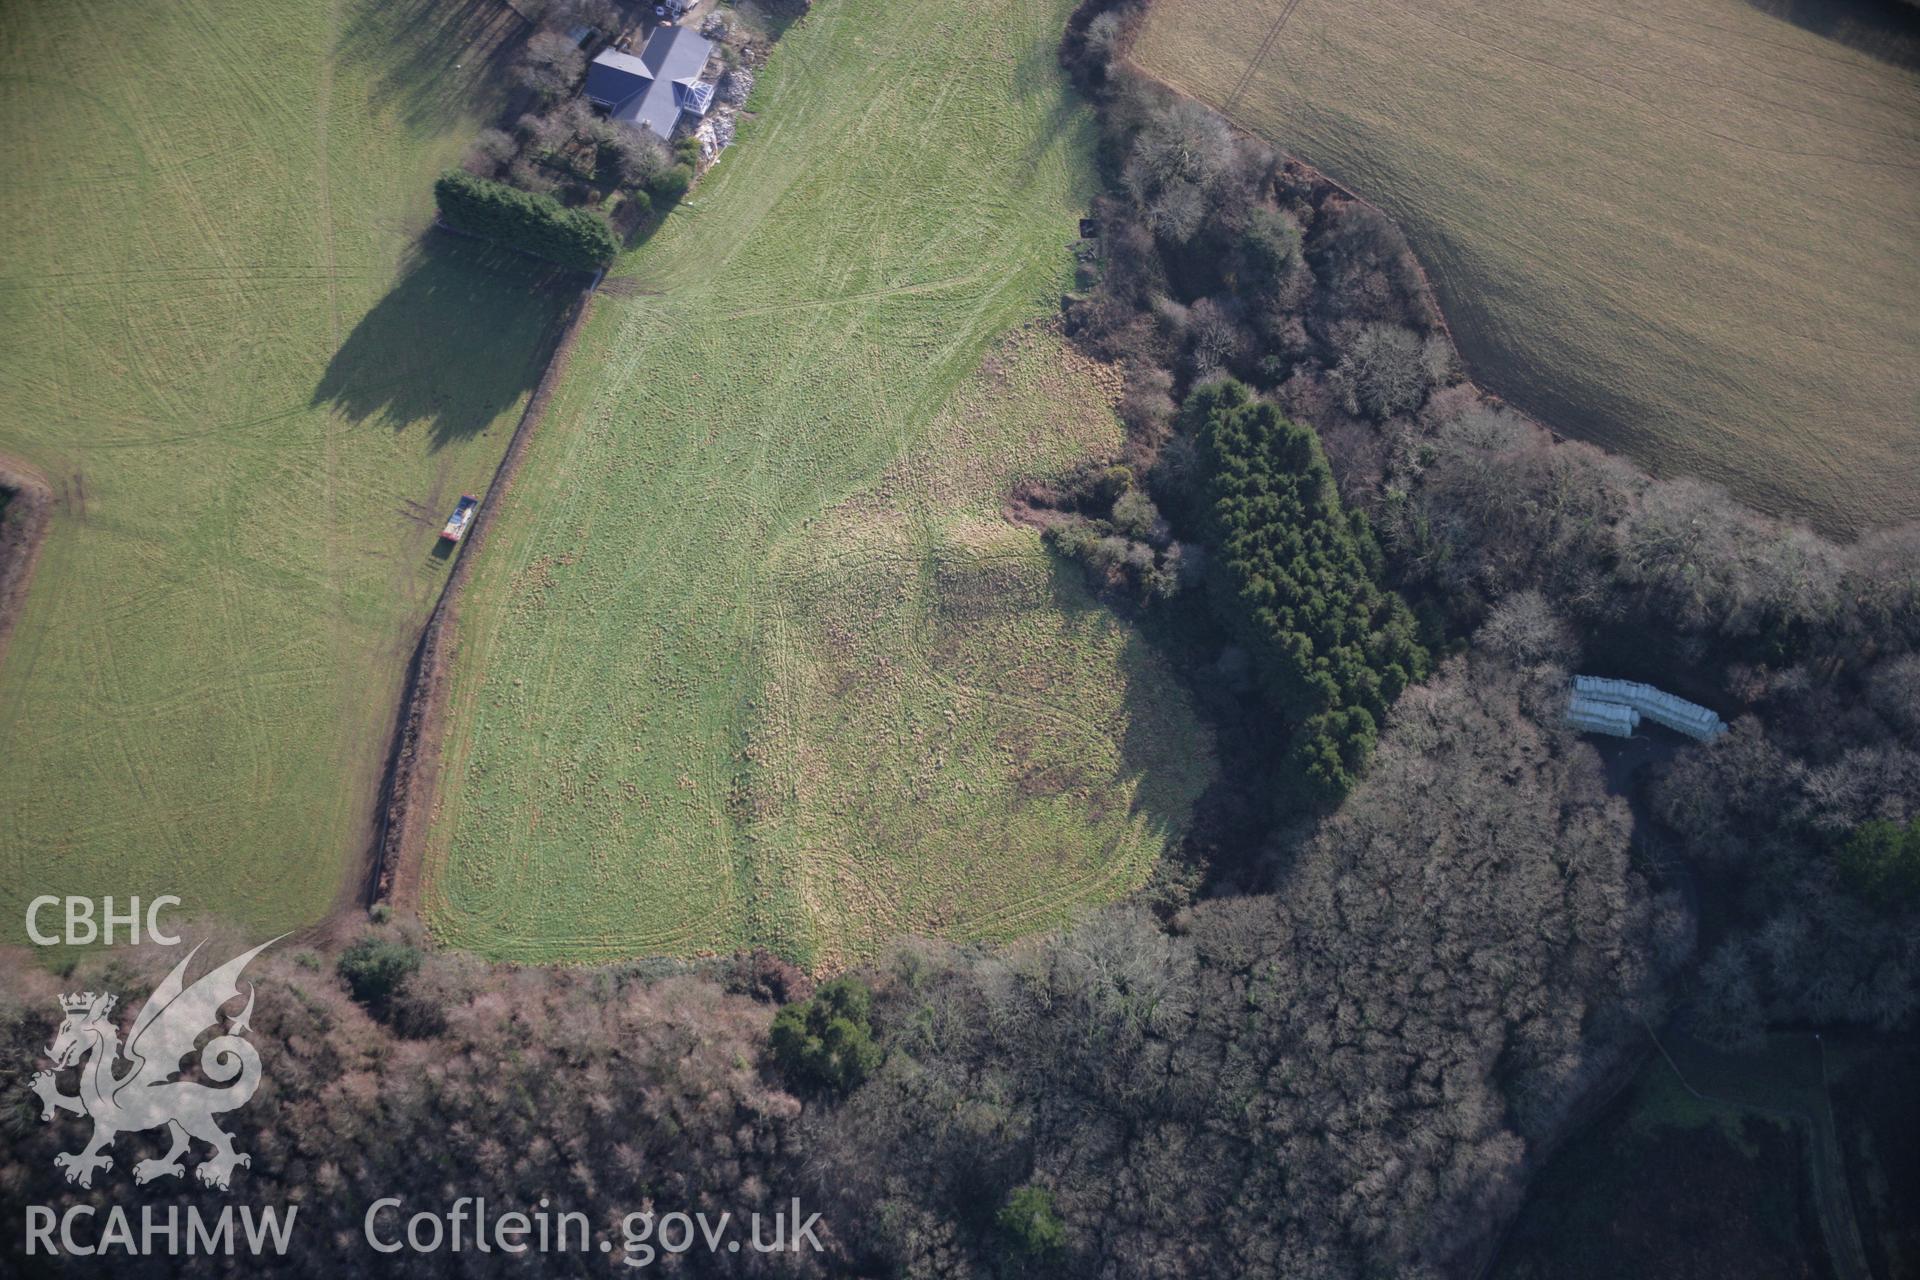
[29,937,281,1191]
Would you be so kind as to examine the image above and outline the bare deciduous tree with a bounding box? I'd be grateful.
[517,30,586,105]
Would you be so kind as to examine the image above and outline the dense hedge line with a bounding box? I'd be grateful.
[434,169,617,271]
[1191,377,1427,803]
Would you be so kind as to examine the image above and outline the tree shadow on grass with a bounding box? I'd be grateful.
[1023,552,1239,879]
[620,198,674,251]
[1009,37,1102,174]
[311,233,577,451]
[1038,551,1287,895]
[1743,0,1920,70]
[335,0,532,136]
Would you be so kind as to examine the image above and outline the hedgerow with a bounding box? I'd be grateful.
[434,169,617,271]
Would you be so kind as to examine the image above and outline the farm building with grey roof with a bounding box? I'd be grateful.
[584,26,715,140]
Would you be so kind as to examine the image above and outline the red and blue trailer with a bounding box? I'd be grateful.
[439,494,479,544]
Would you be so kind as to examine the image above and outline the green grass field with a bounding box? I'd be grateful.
[0,0,571,941]
[420,0,1214,965]
[1135,0,1920,534]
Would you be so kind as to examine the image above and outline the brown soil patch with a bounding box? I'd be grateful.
[0,455,54,674]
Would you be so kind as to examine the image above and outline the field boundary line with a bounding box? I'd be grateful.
[355,250,605,919]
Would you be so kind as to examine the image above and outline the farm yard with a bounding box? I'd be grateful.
[1133,0,1920,534]
[418,0,1208,965]
[0,0,572,940]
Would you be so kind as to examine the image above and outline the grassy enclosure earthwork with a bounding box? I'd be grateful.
[747,326,1214,969]
[0,0,572,939]
[1134,0,1920,534]
[420,0,1214,965]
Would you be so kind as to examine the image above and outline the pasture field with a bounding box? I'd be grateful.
[421,0,1213,965]
[0,0,571,940]
[1134,0,1920,534]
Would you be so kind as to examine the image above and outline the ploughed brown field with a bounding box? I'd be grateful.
[1135,0,1920,534]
